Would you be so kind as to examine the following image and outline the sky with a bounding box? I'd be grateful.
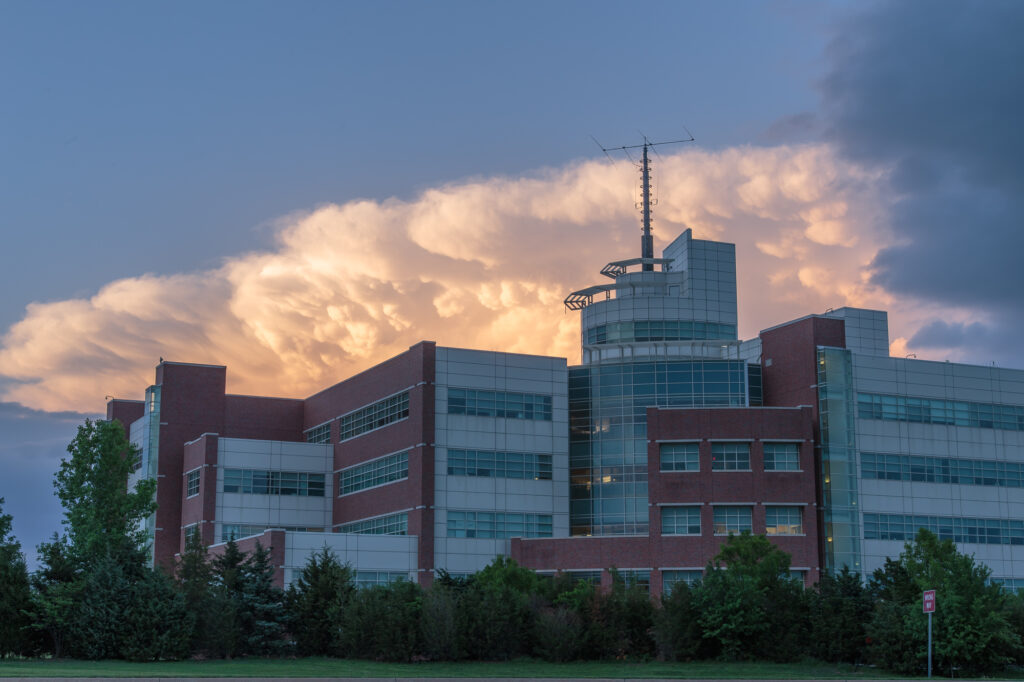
[1,0,1021,564]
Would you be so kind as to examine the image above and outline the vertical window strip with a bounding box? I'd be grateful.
[339,451,409,495]
[446,448,552,480]
[660,442,699,471]
[447,388,552,421]
[186,469,201,497]
[763,442,801,471]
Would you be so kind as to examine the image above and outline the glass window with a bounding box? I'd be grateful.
[711,442,750,471]
[764,443,800,471]
[662,570,702,594]
[713,506,752,535]
[339,451,409,496]
[661,506,701,535]
[447,449,552,480]
[446,510,552,538]
[336,512,408,535]
[304,422,331,444]
[222,469,325,497]
[186,469,200,497]
[661,442,699,471]
[765,506,803,535]
[857,392,1024,432]
[448,388,552,421]
[338,392,410,442]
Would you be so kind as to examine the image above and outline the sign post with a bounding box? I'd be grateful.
[923,590,936,678]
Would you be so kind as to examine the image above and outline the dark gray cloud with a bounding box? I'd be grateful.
[821,0,1024,363]
[0,402,96,568]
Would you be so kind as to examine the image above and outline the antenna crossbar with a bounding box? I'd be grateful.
[591,133,695,271]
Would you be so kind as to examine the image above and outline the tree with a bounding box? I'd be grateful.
[0,498,34,657]
[119,568,192,661]
[241,541,287,656]
[809,566,873,664]
[208,539,248,658]
[285,547,354,656]
[27,535,78,658]
[55,419,156,565]
[697,532,808,661]
[176,534,214,655]
[866,528,1019,676]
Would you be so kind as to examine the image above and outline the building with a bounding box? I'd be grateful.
[106,155,1024,595]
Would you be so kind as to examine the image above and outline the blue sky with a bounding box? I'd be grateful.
[2,0,1021,564]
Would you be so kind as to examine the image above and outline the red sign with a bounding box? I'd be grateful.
[923,590,936,613]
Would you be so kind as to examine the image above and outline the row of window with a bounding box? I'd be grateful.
[660,441,801,472]
[304,391,411,444]
[221,524,324,541]
[862,452,1024,488]
[863,513,1024,545]
[336,511,408,535]
[338,451,408,496]
[446,510,553,538]
[355,571,410,588]
[448,388,553,421]
[222,469,326,496]
[661,505,804,536]
[340,392,410,442]
[447,448,553,480]
[585,320,738,345]
[857,392,1024,431]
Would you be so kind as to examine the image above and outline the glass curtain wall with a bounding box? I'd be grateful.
[816,347,862,574]
[569,359,749,535]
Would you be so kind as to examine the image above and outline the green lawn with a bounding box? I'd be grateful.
[0,657,904,679]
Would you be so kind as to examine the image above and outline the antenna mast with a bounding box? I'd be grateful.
[593,133,695,271]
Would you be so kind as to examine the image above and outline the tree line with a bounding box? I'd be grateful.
[2,419,1024,675]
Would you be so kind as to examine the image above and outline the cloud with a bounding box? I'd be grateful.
[0,144,899,413]
[821,0,1024,362]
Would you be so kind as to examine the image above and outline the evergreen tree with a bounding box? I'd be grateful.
[27,535,79,658]
[176,534,214,655]
[208,539,248,658]
[65,554,134,660]
[0,498,34,657]
[285,547,354,656]
[241,541,287,656]
[810,566,873,664]
[119,568,192,661]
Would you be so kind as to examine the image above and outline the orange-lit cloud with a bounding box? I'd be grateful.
[0,144,977,413]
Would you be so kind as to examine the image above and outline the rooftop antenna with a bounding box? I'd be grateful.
[591,132,694,271]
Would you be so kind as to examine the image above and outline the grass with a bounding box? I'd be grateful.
[0,657,902,679]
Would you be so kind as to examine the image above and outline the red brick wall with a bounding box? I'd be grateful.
[152,362,228,569]
[513,405,819,596]
[180,434,219,551]
[309,342,436,585]
[206,529,287,588]
[224,395,304,442]
[106,399,144,430]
